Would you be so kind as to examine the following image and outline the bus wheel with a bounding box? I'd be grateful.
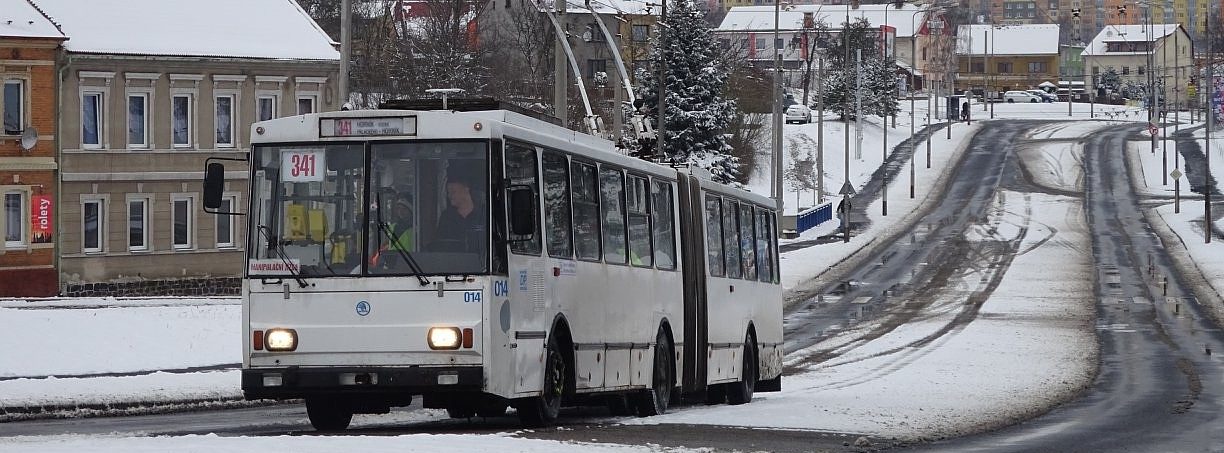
[635,329,674,416]
[305,397,353,431]
[517,335,566,426]
[727,336,757,405]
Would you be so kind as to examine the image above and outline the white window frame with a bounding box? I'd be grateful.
[171,92,195,149]
[81,195,108,254]
[215,194,239,249]
[3,78,27,136]
[257,93,279,122]
[126,195,151,252]
[81,91,105,149]
[126,90,152,149]
[296,94,317,115]
[214,93,237,149]
[171,193,195,250]
[3,190,27,248]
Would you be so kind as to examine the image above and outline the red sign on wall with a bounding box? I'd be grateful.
[31,195,52,244]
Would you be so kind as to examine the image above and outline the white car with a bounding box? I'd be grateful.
[1003,90,1042,103]
[785,104,812,124]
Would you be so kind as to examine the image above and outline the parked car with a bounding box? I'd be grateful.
[1026,89,1057,102]
[785,104,812,124]
[1004,90,1042,103]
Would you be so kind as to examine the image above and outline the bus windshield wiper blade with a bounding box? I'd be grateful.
[375,193,430,287]
[257,225,309,288]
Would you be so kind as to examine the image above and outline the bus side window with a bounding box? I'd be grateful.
[571,161,602,261]
[722,200,742,279]
[651,180,676,270]
[755,208,772,283]
[739,203,757,281]
[705,195,725,277]
[768,211,780,283]
[626,174,653,267]
[506,143,541,256]
[542,151,573,259]
[599,166,628,264]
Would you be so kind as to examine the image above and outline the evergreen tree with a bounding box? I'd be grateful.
[636,0,740,184]
[816,17,899,120]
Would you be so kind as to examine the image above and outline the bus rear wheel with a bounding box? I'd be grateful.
[727,336,757,405]
[305,396,354,431]
[635,328,674,416]
[516,334,566,426]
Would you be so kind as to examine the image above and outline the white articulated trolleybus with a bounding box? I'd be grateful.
[202,100,782,430]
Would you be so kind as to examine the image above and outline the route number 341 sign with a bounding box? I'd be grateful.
[282,149,326,182]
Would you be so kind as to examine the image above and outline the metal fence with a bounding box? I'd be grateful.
[796,202,833,234]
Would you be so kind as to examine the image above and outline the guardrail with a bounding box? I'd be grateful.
[796,202,833,234]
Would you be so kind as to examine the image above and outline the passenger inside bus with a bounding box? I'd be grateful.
[432,173,484,252]
[370,193,416,269]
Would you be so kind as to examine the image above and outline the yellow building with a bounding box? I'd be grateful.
[956,24,1061,94]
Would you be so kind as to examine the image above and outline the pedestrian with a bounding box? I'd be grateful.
[961,101,970,124]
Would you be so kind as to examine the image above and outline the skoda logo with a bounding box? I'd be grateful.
[355,300,371,316]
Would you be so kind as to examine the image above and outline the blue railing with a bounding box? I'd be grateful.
[796,202,833,233]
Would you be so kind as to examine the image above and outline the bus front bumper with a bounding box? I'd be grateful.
[242,365,483,400]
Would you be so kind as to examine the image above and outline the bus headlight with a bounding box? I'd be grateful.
[265,328,298,352]
[428,327,462,350]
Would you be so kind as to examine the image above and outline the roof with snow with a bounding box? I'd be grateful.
[956,24,1059,56]
[716,4,924,38]
[1082,24,1181,57]
[29,0,339,60]
[529,0,656,16]
[0,0,64,40]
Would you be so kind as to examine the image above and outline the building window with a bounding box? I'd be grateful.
[173,94,193,148]
[172,196,193,249]
[971,62,985,73]
[83,199,104,253]
[4,191,24,247]
[632,24,649,42]
[216,197,235,248]
[258,95,277,122]
[1137,66,1145,75]
[756,38,767,51]
[128,198,149,251]
[997,62,1013,73]
[127,93,149,148]
[215,95,235,148]
[3,80,24,135]
[82,92,104,148]
[587,59,607,79]
[1029,61,1048,73]
[296,96,316,115]
[1121,66,1130,75]
[586,23,605,42]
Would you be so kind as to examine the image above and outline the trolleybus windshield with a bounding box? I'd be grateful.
[247,141,489,278]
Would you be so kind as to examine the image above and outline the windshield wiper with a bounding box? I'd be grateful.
[375,194,431,287]
[257,225,309,288]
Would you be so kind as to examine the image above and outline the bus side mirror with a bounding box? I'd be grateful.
[507,185,535,238]
[202,157,247,215]
[203,162,225,210]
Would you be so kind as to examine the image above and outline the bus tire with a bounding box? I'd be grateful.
[727,335,757,405]
[516,334,566,426]
[635,328,674,416]
[305,397,353,431]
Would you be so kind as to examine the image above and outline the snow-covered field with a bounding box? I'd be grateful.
[4,101,1222,451]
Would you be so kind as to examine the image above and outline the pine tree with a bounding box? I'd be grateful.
[636,0,740,184]
[816,17,898,120]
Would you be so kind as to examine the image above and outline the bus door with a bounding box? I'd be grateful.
[499,142,550,396]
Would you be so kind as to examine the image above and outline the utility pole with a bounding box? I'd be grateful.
[818,56,825,203]
[1206,10,1214,244]
[773,0,784,212]
[340,0,351,107]
[656,0,667,159]
[555,0,569,127]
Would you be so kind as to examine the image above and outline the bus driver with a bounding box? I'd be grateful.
[432,174,484,252]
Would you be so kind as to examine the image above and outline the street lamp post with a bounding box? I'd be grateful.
[773,0,784,213]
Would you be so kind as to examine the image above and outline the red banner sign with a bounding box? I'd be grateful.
[31,195,52,244]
